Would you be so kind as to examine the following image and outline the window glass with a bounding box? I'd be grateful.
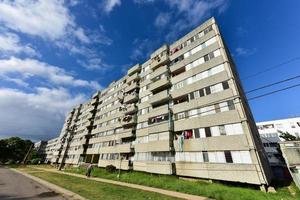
[194,128,200,138]
[205,127,211,137]
[233,123,243,135]
[216,152,226,163]
[219,102,229,112]
[240,151,252,164]
[208,152,216,162]
[224,151,233,163]
[203,151,209,162]
[200,128,206,138]
[211,126,220,136]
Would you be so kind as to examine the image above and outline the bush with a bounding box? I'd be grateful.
[5,160,15,165]
[105,165,116,173]
[30,158,42,165]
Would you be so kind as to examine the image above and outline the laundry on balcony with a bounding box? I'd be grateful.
[123,115,133,122]
[178,134,184,152]
[183,130,193,139]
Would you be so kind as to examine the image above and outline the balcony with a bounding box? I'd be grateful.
[122,104,138,115]
[148,104,169,119]
[123,93,139,104]
[150,65,169,80]
[146,161,173,174]
[91,98,98,105]
[150,45,170,70]
[86,147,100,154]
[98,159,132,170]
[174,162,261,185]
[121,115,137,127]
[149,77,171,92]
[134,143,148,152]
[116,128,135,139]
[148,122,169,134]
[149,90,170,106]
[151,54,170,70]
[124,82,139,93]
[173,135,249,152]
[148,140,171,152]
[117,143,133,153]
[127,72,140,83]
[127,64,141,76]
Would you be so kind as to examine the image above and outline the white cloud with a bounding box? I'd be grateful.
[235,47,257,57]
[0,0,114,72]
[154,12,171,28]
[0,75,29,87]
[77,57,112,71]
[164,0,228,40]
[0,32,38,57]
[0,0,73,41]
[74,27,90,44]
[0,87,86,140]
[130,38,151,61]
[0,57,102,90]
[102,0,121,13]
[133,0,155,4]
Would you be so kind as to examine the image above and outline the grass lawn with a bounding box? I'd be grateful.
[17,167,179,200]
[59,166,300,200]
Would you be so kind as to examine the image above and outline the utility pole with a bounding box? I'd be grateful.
[22,143,33,165]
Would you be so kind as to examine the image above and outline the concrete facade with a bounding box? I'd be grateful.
[44,17,272,186]
[256,117,300,179]
[279,141,300,189]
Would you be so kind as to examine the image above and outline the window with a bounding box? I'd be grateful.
[222,81,229,90]
[216,152,226,163]
[205,127,211,137]
[189,109,198,118]
[208,152,216,163]
[199,89,205,97]
[203,151,209,162]
[228,100,235,110]
[205,87,211,95]
[199,128,206,138]
[231,151,252,164]
[177,112,186,120]
[224,151,233,163]
[219,102,229,112]
[211,126,220,136]
[189,92,195,100]
[219,125,226,135]
[194,128,200,138]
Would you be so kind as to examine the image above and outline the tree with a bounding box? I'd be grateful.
[0,137,33,163]
[278,130,298,141]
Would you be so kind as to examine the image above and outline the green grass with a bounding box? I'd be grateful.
[19,167,179,200]
[60,166,300,200]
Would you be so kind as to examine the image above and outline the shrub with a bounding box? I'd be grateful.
[5,160,15,165]
[30,158,42,165]
[105,165,116,173]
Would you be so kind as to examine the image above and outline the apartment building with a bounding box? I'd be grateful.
[257,117,300,178]
[46,17,272,186]
[44,138,59,163]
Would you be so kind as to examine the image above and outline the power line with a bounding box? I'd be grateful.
[245,74,300,94]
[248,82,300,101]
[241,56,300,80]
[173,82,300,120]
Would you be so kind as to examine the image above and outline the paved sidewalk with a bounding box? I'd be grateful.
[11,168,86,200]
[34,167,212,200]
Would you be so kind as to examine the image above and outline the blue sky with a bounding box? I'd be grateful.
[0,0,299,141]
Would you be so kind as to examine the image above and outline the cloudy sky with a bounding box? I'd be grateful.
[0,0,300,141]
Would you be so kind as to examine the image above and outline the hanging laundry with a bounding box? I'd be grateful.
[178,134,184,152]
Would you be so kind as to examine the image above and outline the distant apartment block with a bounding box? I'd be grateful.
[279,141,300,189]
[44,17,272,187]
[256,117,300,178]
